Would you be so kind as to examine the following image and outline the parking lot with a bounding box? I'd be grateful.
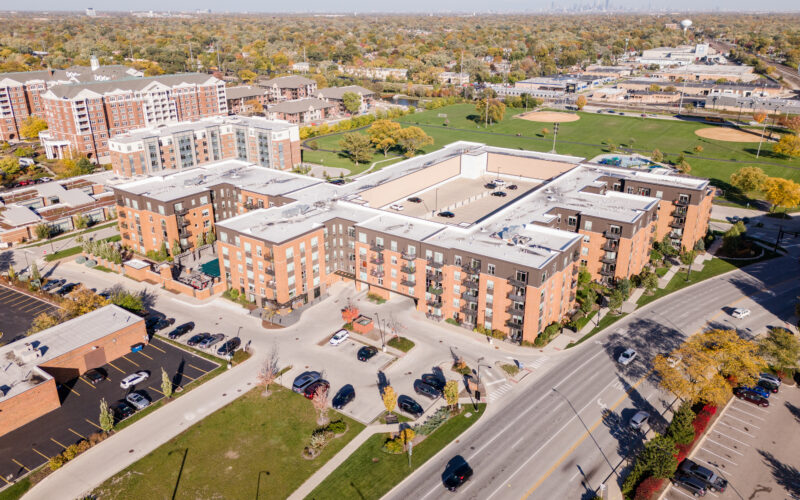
[0,336,218,485]
[0,284,59,345]
[664,384,800,500]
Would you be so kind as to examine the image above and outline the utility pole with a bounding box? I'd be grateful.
[485,96,489,127]
[188,43,193,72]
[551,122,559,153]
[756,113,769,158]
[774,226,784,254]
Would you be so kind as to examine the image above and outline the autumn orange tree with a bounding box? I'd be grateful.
[367,119,402,156]
[382,385,398,414]
[763,177,800,211]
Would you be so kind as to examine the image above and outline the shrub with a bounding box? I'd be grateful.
[666,402,696,445]
[635,477,664,500]
[326,420,347,434]
[382,436,405,454]
[415,407,449,435]
[445,317,460,326]
[342,322,353,331]
[76,255,86,264]
[49,455,65,471]
[310,431,328,450]
[62,444,79,461]
[501,363,520,376]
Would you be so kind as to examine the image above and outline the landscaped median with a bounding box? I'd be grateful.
[306,404,485,500]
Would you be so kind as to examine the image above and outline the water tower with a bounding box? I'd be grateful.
[680,19,692,36]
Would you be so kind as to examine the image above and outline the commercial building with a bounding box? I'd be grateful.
[38,73,227,162]
[638,44,712,68]
[616,78,782,97]
[266,98,336,124]
[656,64,758,83]
[113,142,711,343]
[315,85,375,114]
[0,305,146,436]
[107,115,300,177]
[0,59,143,142]
[582,65,633,79]
[257,76,317,101]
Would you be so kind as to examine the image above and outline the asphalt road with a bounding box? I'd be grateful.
[385,251,799,500]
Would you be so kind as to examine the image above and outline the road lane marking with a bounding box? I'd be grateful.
[84,418,103,430]
[107,361,126,374]
[0,475,10,486]
[32,448,50,460]
[729,404,768,418]
[704,438,744,456]
[485,379,507,386]
[179,373,195,381]
[699,448,738,465]
[68,428,86,440]
[121,355,139,367]
[11,459,30,472]
[723,414,760,428]
[148,386,165,396]
[50,437,68,449]
[670,486,700,499]
[62,385,80,397]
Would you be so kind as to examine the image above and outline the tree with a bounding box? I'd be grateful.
[759,328,800,375]
[608,289,624,312]
[643,272,659,295]
[313,384,330,425]
[0,157,20,177]
[763,177,800,211]
[28,311,59,335]
[575,95,587,110]
[396,126,433,158]
[257,345,280,397]
[773,134,800,158]
[205,230,216,245]
[62,289,108,318]
[172,239,182,256]
[34,223,51,240]
[475,98,506,124]
[98,398,114,433]
[398,427,415,451]
[238,69,257,83]
[341,92,362,114]
[339,133,373,165]
[382,385,398,414]
[30,262,41,282]
[367,119,402,156]
[679,249,697,267]
[730,166,767,193]
[666,402,696,445]
[161,367,173,399]
[19,115,48,139]
[196,233,204,248]
[110,289,144,314]
[778,115,800,134]
[245,99,264,114]
[621,434,678,497]
[541,127,549,137]
[651,149,663,163]
[753,111,767,124]
[677,160,691,174]
[73,215,89,230]
[693,145,703,153]
[444,380,459,408]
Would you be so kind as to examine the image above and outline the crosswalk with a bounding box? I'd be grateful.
[488,381,513,402]
[485,357,547,403]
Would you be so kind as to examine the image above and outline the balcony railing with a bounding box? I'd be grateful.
[370,256,384,265]
[461,292,479,302]
[507,291,526,302]
[669,231,683,240]
[427,259,444,269]
[175,208,188,216]
[602,241,619,251]
[461,263,481,275]
[673,198,690,207]
[179,230,190,238]
[505,319,524,328]
[603,231,621,240]
[600,256,617,265]
[401,252,417,261]
[462,279,480,289]
[180,218,190,227]
[370,243,384,252]
[426,271,442,280]
[671,209,688,217]
[370,270,385,278]
[426,298,442,307]
[460,305,478,314]
[599,267,615,277]
[400,279,416,287]
[427,286,443,295]
[401,265,416,274]
[572,266,580,275]
[506,304,525,314]
[507,276,527,288]
[669,219,685,228]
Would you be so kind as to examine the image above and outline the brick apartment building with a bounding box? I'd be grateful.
[38,73,227,162]
[315,85,375,115]
[113,142,712,343]
[0,59,143,142]
[107,115,300,177]
[0,305,146,436]
[225,85,270,114]
[257,76,317,101]
[266,98,336,124]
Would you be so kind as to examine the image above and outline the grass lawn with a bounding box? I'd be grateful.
[567,312,629,348]
[92,265,113,273]
[387,336,415,352]
[93,387,364,500]
[43,245,82,262]
[22,221,118,248]
[307,404,485,500]
[0,478,30,500]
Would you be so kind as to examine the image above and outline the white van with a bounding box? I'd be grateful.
[731,308,750,319]
[18,158,35,167]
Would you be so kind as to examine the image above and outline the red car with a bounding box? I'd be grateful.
[304,380,330,400]
[733,387,769,407]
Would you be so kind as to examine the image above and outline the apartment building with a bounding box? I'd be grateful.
[257,76,317,101]
[438,72,470,86]
[341,66,408,81]
[266,98,336,124]
[38,73,227,162]
[0,59,143,142]
[315,85,375,114]
[108,115,300,177]
[225,85,270,114]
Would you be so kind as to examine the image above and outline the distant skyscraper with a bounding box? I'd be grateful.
[605,0,610,11]
[85,7,96,17]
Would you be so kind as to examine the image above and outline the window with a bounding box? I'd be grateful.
[567,216,577,226]
[581,247,589,255]
[487,264,495,276]
[584,221,593,231]
[358,232,367,243]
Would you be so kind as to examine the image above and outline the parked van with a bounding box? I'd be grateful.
[18,158,35,167]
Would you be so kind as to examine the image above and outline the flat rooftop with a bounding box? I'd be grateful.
[109,115,296,145]
[0,305,142,403]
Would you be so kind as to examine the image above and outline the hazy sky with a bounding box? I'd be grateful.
[10,0,800,13]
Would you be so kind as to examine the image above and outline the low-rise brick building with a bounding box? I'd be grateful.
[266,98,336,124]
[257,75,317,101]
[315,85,375,115]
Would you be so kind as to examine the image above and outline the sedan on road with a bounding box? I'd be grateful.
[357,345,379,361]
[304,380,330,400]
[484,182,497,189]
[216,337,241,356]
[168,322,195,339]
[120,371,149,389]
[437,211,455,218]
[414,379,441,400]
[187,333,211,347]
[491,191,507,197]
[421,373,446,391]
[198,333,224,349]
[332,384,355,409]
[442,458,473,492]
[739,385,770,398]
[733,387,769,407]
[618,348,637,366]
[731,308,750,319]
[330,329,349,346]
[629,410,650,430]
[398,395,424,418]
[407,197,422,203]
[125,391,150,410]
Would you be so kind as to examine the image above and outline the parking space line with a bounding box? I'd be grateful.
[188,364,207,373]
[723,414,760,428]
[669,486,696,499]
[84,418,102,430]
[180,373,195,381]
[148,342,166,353]
[121,355,139,367]
[32,448,50,460]
[0,475,11,486]
[700,448,738,465]
[728,405,767,419]
[50,437,68,449]
[717,421,753,436]
[137,351,153,360]
[62,385,80,397]
[713,431,751,447]
[11,459,30,472]
[7,296,33,307]
[78,377,97,389]
[704,437,744,456]
[68,428,86,440]
[107,361,126,374]
[148,386,165,396]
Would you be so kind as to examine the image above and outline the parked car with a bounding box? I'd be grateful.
[304,380,330,400]
[507,184,518,190]
[629,410,650,430]
[332,384,355,409]
[357,345,379,361]
[484,182,497,189]
[328,179,346,185]
[731,308,750,319]
[398,395,424,418]
[733,387,769,407]
[198,333,225,349]
[330,329,350,346]
[759,372,782,386]
[437,211,455,218]
[110,401,136,420]
[55,283,78,296]
[84,368,106,385]
[292,371,321,394]
[216,337,241,356]
[442,458,473,492]
[414,379,441,400]
[757,378,780,393]
[389,203,404,211]
[41,279,65,292]
[168,322,195,339]
[420,373,446,392]
[187,333,211,347]
[679,459,727,492]
[618,348,637,366]
[145,316,161,331]
[740,385,770,398]
[493,179,506,186]
[673,474,707,497]
[120,371,149,389]
[491,191,507,197]
[126,391,150,410]
[407,197,422,203]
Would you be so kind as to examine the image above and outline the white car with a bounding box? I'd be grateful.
[126,391,150,410]
[493,179,506,186]
[629,410,650,430]
[120,371,149,389]
[389,203,404,211]
[618,348,637,366]
[330,329,350,345]
[731,308,750,319]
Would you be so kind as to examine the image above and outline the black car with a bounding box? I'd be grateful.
[437,211,455,218]
[145,316,161,331]
[673,474,707,497]
[357,345,379,361]
[491,191,507,197]
[414,379,441,400]
[679,459,727,492]
[84,368,107,385]
[484,182,496,189]
[55,283,78,296]
[407,196,423,203]
[398,395,424,418]
[421,373,446,391]
[110,401,136,421]
[168,322,195,339]
[292,371,321,394]
[187,333,211,347]
[328,178,346,185]
[733,387,769,407]
[757,378,779,393]
[332,384,356,409]
[442,459,473,492]
[41,279,65,292]
[217,337,241,356]
[507,184,518,190]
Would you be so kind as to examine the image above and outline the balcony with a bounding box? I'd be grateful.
[462,292,479,302]
[426,298,442,307]
[264,267,275,276]
[427,259,444,269]
[671,209,688,217]
[669,219,686,228]
[461,263,480,275]
[426,271,442,281]
[401,252,417,261]
[507,291,526,302]
[179,218,190,227]
[599,267,616,277]
[179,230,190,239]
[601,241,619,251]
[669,231,683,240]
[370,243,385,252]
[462,279,479,289]
[603,231,621,240]
[120,222,129,229]
[600,256,617,265]
[369,256,384,265]
[505,319,524,328]
[428,286,443,295]
[400,279,416,287]
[673,198,690,207]
[175,207,188,216]
[506,304,525,315]
[460,305,478,314]
[507,276,527,288]
[572,266,580,275]
[401,265,416,274]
